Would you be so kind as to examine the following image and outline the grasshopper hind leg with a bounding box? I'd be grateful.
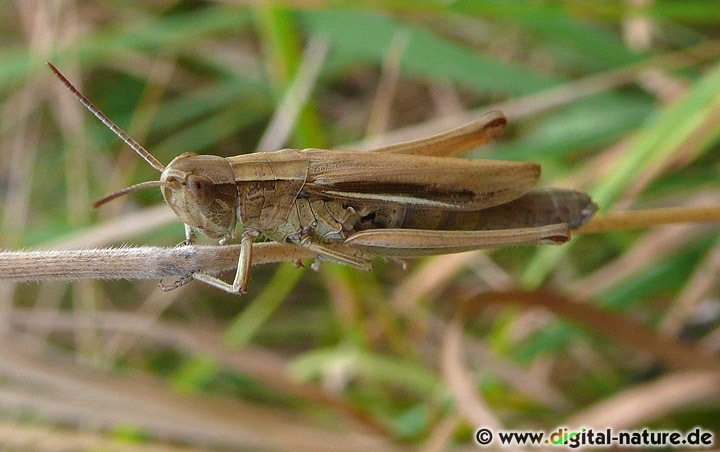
[342,223,571,256]
[303,241,374,271]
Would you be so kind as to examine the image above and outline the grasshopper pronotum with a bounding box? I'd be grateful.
[49,63,596,294]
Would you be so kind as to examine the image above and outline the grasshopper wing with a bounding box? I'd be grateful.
[301,149,540,210]
[367,111,507,157]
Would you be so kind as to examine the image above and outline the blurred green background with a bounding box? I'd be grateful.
[1,0,720,449]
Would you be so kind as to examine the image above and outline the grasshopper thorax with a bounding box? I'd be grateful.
[160,152,238,239]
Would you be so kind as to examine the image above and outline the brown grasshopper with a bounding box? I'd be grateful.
[49,63,597,294]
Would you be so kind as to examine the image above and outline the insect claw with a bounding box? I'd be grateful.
[293,259,305,268]
[159,275,193,291]
[310,260,322,271]
[181,225,196,246]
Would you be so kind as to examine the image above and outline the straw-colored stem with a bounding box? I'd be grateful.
[577,205,720,234]
[0,243,313,283]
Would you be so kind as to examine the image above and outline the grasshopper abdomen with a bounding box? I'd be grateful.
[344,189,596,234]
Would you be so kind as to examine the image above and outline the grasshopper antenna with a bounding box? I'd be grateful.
[47,62,166,172]
[92,180,178,208]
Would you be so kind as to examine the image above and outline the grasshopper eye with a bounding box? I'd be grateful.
[186,174,216,208]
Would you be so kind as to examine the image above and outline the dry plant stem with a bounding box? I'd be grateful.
[577,205,720,233]
[441,314,503,431]
[420,411,463,452]
[0,243,314,283]
[365,31,408,138]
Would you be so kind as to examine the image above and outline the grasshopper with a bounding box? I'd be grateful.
[49,63,597,294]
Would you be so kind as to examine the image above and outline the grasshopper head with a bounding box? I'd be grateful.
[160,153,238,239]
[48,63,240,240]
